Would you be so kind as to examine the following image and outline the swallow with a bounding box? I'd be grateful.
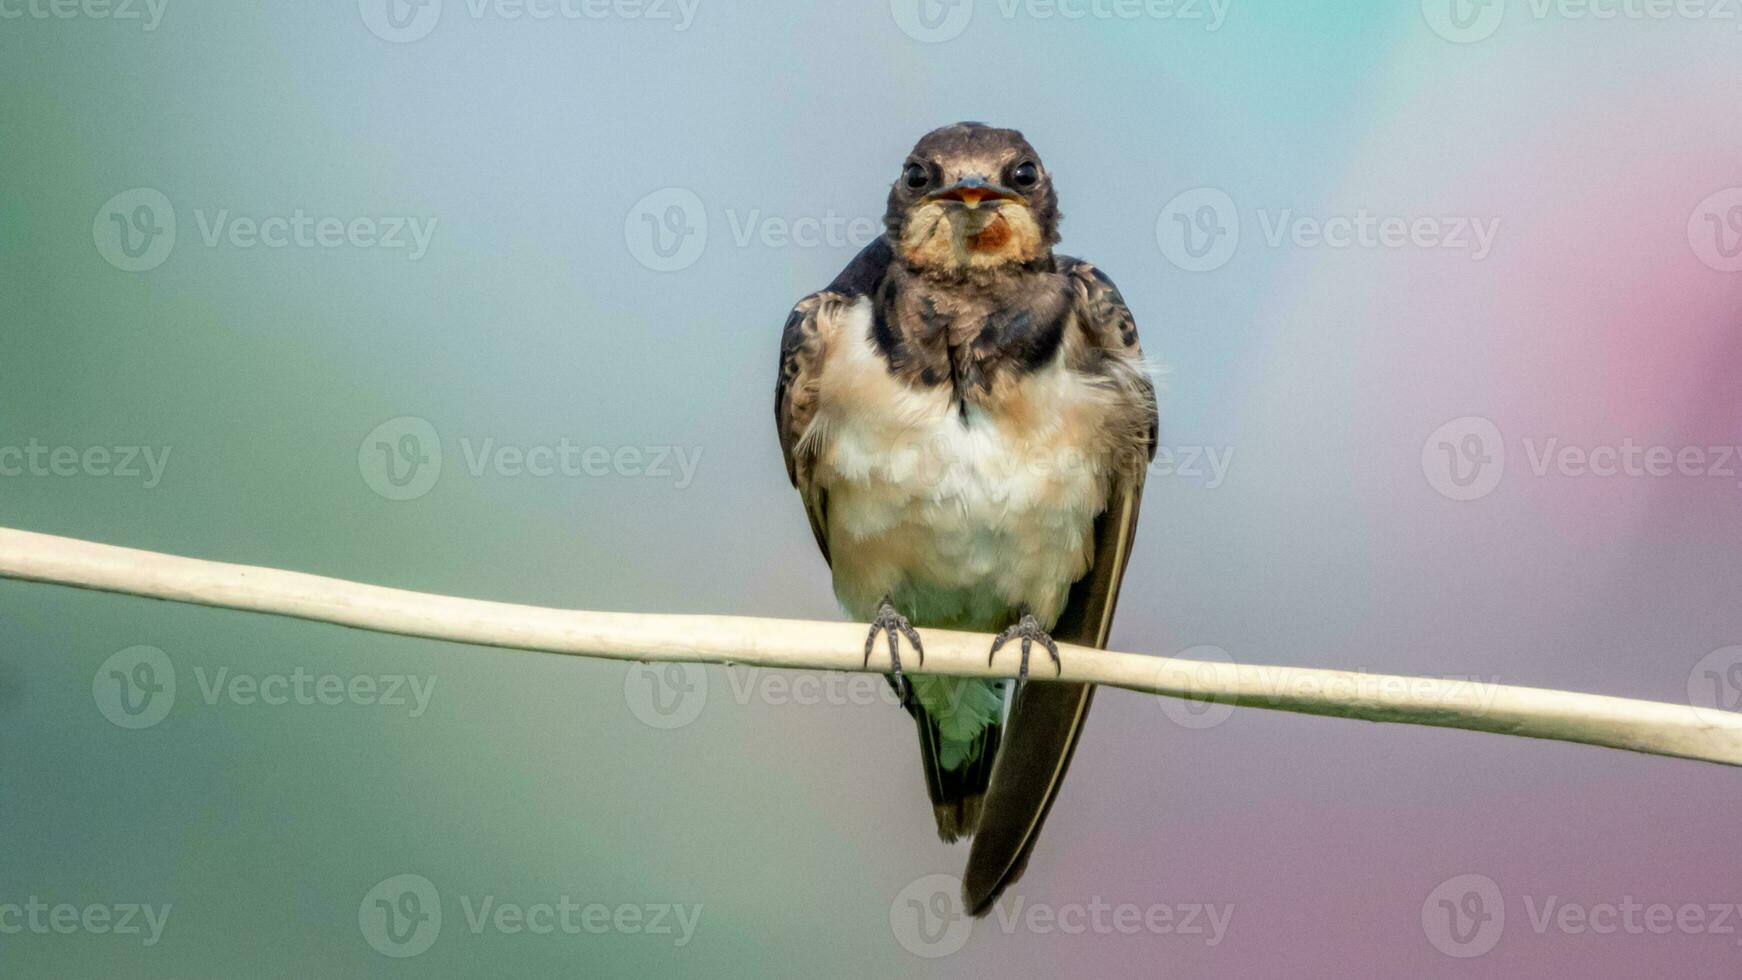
[774,122,1157,916]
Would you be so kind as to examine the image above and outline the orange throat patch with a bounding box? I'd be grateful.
[967,215,1012,253]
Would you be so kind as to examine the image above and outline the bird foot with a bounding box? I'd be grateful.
[988,608,1061,693]
[865,597,924,707]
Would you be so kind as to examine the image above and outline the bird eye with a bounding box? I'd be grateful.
[1011,161,1040,188]
[902,162,931,190]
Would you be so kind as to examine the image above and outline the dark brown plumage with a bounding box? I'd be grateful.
[774,122,1156,916]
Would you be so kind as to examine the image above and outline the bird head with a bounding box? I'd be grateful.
[884,122,1061,278]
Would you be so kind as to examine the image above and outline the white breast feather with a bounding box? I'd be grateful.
[808,299,1117,633]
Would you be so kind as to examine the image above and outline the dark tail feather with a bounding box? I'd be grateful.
[960,682,1095,915]
[960,481,1146,917]
[907,698,1002,843]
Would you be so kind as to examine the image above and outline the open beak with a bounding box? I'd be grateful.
[925,176,1022,209]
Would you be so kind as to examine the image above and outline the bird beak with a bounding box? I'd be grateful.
[925,176,1022,209]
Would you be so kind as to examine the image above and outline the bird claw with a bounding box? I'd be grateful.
[865,598,924,707]
[988,609,1061,694]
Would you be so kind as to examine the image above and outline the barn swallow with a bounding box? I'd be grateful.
[775,122,1156,915]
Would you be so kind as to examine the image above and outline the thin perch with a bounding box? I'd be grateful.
[0,526,1737,767]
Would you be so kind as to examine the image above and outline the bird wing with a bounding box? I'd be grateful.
[775,239,895,568]
[962,258,1157,916]
[775,294,835,565]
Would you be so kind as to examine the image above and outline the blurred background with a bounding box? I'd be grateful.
[2,0,1740,975]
